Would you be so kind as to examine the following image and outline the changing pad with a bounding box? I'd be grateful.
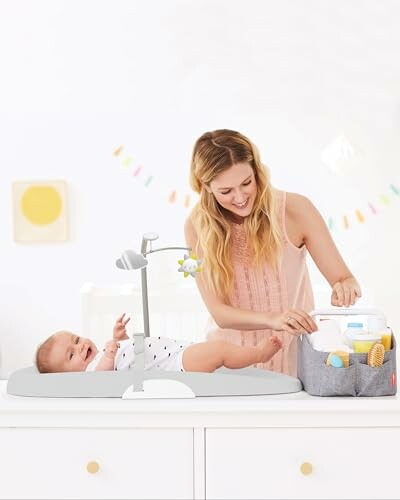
[7,365,302,398]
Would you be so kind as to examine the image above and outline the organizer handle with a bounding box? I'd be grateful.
[310,307,385,319]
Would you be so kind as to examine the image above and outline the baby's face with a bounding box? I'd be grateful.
[50,332,99,372]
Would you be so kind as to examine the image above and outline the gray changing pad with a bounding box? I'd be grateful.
[7,365,302,398]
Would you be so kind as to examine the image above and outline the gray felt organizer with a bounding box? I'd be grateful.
[297,309,397,397]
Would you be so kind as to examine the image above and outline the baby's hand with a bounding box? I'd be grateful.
[113,313,131,340]
[103,340,120,359]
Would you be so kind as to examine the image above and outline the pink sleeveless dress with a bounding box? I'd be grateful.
[207,190,314,377]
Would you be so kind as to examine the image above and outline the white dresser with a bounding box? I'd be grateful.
[1,382,399,500]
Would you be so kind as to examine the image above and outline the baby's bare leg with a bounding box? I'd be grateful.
[182,337,282,372]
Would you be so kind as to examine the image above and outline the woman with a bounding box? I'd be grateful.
[185,129,362,377]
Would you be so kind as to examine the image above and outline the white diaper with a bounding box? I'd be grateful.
[143,337,192,372]
[154,348,186,372]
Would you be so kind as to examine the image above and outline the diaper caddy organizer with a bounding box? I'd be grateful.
[298,308,397,397]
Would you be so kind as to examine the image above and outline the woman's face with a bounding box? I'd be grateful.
[207,162,257,221]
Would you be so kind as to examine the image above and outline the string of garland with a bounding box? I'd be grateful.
[328,184,399,231]
[113,145,192,208]
[114,146,399,228]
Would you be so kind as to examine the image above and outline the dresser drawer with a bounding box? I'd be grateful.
[206,427,400,499]
[0,428,193,499]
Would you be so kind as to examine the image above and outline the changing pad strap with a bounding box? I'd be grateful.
[133,332,145,370]
[132,332,145,391]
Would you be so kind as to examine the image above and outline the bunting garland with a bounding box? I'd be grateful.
[113,145,192,209]
[328,184,399,231]
[113,145,399,229]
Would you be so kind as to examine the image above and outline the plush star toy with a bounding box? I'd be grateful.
[178,254,202,278]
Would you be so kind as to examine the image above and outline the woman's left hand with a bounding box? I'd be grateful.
[331,277,362,307]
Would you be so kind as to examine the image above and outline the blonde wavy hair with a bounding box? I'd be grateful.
[190,129,282,299]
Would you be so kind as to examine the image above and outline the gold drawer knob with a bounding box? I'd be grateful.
[300,462,313,476]
[86,461,100,474]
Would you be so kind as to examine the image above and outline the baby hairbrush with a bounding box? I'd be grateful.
[367,342,385,368]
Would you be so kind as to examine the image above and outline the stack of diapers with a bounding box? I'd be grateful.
[307,318,351,353]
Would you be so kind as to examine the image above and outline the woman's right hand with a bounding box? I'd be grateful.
[269,310,317,336]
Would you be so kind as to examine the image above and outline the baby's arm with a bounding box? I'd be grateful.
[93,314,131,371]
[113,313,130,341]
[94,340,119,371]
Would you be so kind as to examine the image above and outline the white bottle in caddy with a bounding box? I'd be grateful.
[343,322,368,348]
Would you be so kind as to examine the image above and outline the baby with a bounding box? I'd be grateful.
[36,313,282,374]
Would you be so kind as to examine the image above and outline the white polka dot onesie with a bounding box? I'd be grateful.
[86,337,192,372]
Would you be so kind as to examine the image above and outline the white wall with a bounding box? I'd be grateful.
[1,0,399,377]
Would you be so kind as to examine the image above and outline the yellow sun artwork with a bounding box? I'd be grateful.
[13,180,68,242]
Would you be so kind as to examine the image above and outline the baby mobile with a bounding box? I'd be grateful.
[177,254,202,278]
[321,135,400,231]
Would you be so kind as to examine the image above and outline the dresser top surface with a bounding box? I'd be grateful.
[1,381,399,428]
